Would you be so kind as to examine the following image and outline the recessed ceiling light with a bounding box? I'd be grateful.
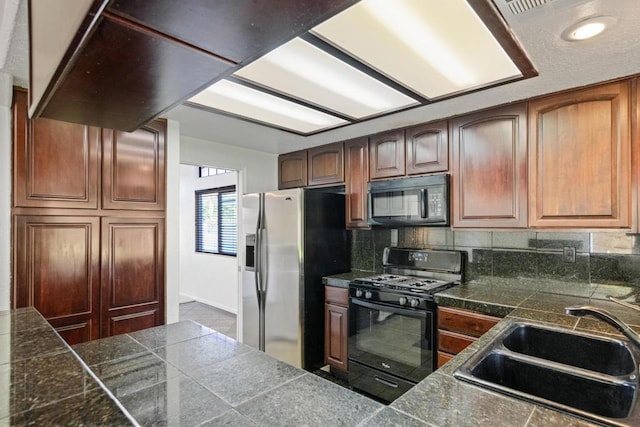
[188,80,348,134]
[312,0,522,99]
[561,16,617,42]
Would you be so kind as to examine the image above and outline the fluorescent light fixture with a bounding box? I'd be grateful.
[189,80,348,134]
[561,16,617,41]
[312,0,522,99]
[234,37,418,119]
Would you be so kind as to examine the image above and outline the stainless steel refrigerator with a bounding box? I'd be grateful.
[242,188,348,370]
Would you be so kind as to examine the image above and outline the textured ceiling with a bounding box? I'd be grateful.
[4,0,640,154]
[0,0,27,87]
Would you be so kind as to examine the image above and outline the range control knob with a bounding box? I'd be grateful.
[410,299,421,308]
[355,289,363,298]
[398,297,407,306]
[364,291,373,299]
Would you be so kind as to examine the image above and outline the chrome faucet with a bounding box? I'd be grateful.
[565,305,640,352]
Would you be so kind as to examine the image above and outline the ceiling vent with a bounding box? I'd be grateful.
[505,0,554,15]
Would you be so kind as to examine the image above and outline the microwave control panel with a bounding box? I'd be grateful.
[428,187,445,220]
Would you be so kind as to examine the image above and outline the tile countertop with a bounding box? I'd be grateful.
[6,273,640,426]
[0,308,135,426]
[323,270,375,288]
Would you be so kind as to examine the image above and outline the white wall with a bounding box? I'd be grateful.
[165,119,181,324]
[179,165,238,313]
[0,72,13,311]
[180,135,278,337]
[180,135,277,194]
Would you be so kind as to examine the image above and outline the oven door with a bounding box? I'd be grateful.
[348,298,435,384]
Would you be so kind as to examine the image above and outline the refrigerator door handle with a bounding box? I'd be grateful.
[257,193,266,352]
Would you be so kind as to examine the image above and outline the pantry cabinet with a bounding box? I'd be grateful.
[13,215,101,344]
[12,88,166,345]
[102,122,166,211]
[528,81,631,228]
[451,103,528,228]
[325,285,349,373]
[13,90,100,209]
[101,217,165,337]
[344,137,370,229]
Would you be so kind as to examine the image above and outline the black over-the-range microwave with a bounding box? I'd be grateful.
[367,174,449,227]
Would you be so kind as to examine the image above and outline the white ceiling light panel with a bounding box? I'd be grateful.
[234,37,419,119]
[189,80,348,134]
[312,0,522,99]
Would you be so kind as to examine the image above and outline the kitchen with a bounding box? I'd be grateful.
[2,0,640,425]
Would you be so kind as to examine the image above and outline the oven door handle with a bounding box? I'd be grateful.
[350,298,428,318]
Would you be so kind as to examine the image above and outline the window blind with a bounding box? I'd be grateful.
[195,186,236,256]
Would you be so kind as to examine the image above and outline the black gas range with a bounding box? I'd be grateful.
[348,247,464,403]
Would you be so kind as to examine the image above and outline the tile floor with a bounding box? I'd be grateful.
[178,301,237,339]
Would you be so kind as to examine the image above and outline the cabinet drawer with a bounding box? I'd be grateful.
[438,307,500,338]
[438,329,475,355]
[437,350,454,368]
[325,286,348,306]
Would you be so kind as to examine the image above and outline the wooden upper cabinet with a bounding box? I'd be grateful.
[528,82,631,228]
[14,215,101,345]
[278,150,308,189]
[308,142,344,187]
[102,120,166,211]
[451,103,528,228]
[406,120,449,175]
[101,217,164,337]
[13,89,99,209]
[344,137,370,229]
[369,129,406,179]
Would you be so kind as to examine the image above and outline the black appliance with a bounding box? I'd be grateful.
[367,174,449,226]
[348,247,463,403]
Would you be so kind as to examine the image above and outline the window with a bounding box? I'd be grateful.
[199,167,233,177]
[195,186,237,256]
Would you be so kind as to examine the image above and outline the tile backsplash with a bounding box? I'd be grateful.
[350,228,640,286]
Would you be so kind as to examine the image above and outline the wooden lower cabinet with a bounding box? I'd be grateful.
[436,306,500,368]
[324,285,349,373]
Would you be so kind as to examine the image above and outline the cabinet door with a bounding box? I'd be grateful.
[102,120,166,210]
[308,142,344,186]
[278,150,308,189]
[529,81,631,228]
[344,137,370,229]
[369,129,405,179]
[451,103,528,228]
[406,120,449,175]
[13,89,100,209]
[14,216,101,345]
[101,217,165,337]
[325,303,348,372]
